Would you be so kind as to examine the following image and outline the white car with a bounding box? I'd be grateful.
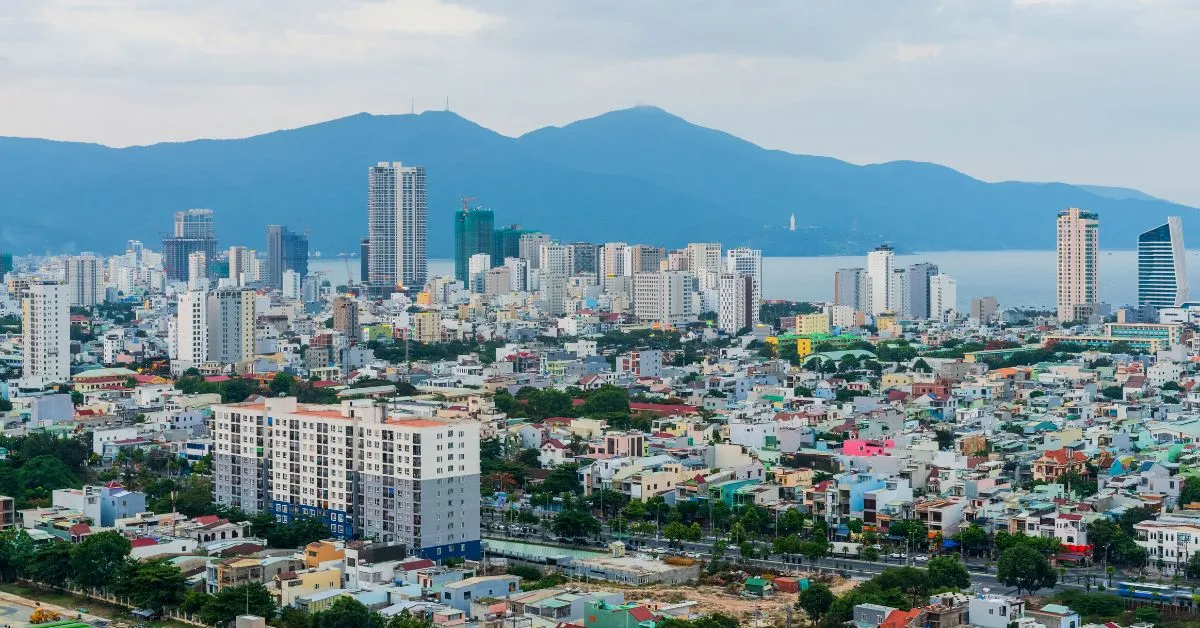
[913,555,929,562]
[889,552,907,559]
[685,552,702,559]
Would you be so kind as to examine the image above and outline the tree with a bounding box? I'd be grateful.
[517,448,541,467]
[798,582,834,621]
[539,464,583,495]
[926,556,970,590]
[777,508,807,536]
[267,516,331,549]
[387,609,433,628]
[954,524,988,557]
[861,546,880,562]
[800,538,830,564]
[664,522,690,548]
[311,597,381,628]
[27,541,73,587]
[552,508,600,539]
[997,545,1057,595]
[912,359,932,373]
[580,386,630,416]
[271,373,297,396]
[71,530,132,591]
[1119,506,1155,535]
[113,558,188,611]
[1186,550,1200,579]
[200,583,277,625]
[221,377,260,403]
[0,528,35,581]
[889,519,928,548]
[1100,385,1123,400]
[1134,607,1160,624]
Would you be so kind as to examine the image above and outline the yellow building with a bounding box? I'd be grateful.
[302,540,345,568]
[410,311,442,343]
[796,313,830,336]
[766,334,815,360]
[875,312,899,335]
[276,568,342,608]
[880,373,914,389]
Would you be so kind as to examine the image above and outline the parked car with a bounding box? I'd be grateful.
[889,552,907,559]
[913,555,929,562]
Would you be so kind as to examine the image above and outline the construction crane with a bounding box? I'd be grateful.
[344,255,354,291]
[461,196,478,213]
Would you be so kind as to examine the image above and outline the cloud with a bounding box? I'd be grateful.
[2,0,1200,204]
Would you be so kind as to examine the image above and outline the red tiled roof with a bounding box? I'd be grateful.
[69,524,91,536]
[103,481,124,489]
[312,380,339,388]
[131,537,158,548]
[193,515,222,525]
[399,558,435,571]
[1041,448,1087,464]
[204,375,231,383]
[627,607,656,623]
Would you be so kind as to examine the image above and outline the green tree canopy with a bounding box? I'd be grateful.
[71,530,132,591]
[926,556,970,591]
[997,545,1057,595]
[798,582,835,621]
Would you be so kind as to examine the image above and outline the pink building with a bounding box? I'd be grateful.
[842,439,895,457]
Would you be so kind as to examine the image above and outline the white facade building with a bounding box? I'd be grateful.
[686,242,723,291]
[173,290,208,374]
[207,287,256,365]
[632,270,694,327]
[929,273,958,320]
[367,162,428,294]
[866,245,895,315]
[282,269,301,300]
[65,255,103,307]
[20,282,70,387]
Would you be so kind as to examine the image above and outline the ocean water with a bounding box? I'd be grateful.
[311,249,1197,311]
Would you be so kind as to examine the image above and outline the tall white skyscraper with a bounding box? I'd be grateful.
[1138,216,1189,309]
[866,245,895,315]
[929,274,958,321]
[600,242,630,278]
[717,271,754,333]
[725,247,762,327]
[368,162,427,295]
[188,251,207,289]
[504,257,530,292]
[632,270,694,327]
[228,246,255,287]
[1056,208,1100,322]
[687,242,723,291]
[207,287,256,365]
[467,253,491,293]
[65,255,102,307]
[539,243,572,277]
[173,290,209,374]
[889,268,910,318]
[21,282,70,387]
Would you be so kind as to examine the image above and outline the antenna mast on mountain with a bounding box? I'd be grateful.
[445,96,450,111]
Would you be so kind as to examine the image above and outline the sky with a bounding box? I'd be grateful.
[3,0,1200,204]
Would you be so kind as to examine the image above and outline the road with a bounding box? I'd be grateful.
[483,530,1099,597]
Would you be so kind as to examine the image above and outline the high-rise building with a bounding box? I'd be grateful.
[266,225,309,290]
[629,245,666,274]
[929,274,958,320]
[467,253,491,293]
[20,282,69,387]
[1056,208,1100,322]
[504,257,529,292]
[907,263,939,319]
[482,267,512,298]
[1138,216,1189,309]
[0,253,12,278]
[833,268,869,312]
[65,255,102,307]
[686,243,723,291]
[493,225,530,263]
[228,246,255,287]
[172,290,209,374]
[632,270,694,327]
[207,287,256,365]
[282,269,302,300]
[889,268,910,319]
[866,245,895,315]
[454,208,494,283]
[333,296,360,344]
[162,209,216,282]
[725,248,762,327]
[600,242,630,278]
[970,296,1000,325]
[538,243,571,277]
[567,242,599,277]
[211,398,481,558]
[517,233,550,270]
[717,271,755,333]
[367,162,427,295]
[188,252,207,289]
[126,240,144,266]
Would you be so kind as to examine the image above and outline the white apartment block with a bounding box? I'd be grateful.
[1134,518,1200,570]
[20,282,70,388]
[173,290,208,374]
[930,273,958,320]
[686,242,722,291]
[207,287,256,365]
[725,247,762,327]
[866,245,895,315]
[367,162,428,294]
[717,271,755,334]
[65,255,103,307]
[212,397,481,560]
[632,270,694,327]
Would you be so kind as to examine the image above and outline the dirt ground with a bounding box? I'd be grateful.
[613,573,862,626]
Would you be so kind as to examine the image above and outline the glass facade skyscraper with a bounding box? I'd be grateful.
[454,207,494,283]
[1138,216,1189,309]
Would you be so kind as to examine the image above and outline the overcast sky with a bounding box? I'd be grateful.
[3,0,1199,204]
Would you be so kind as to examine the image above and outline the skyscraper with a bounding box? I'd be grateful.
[1056,208,1100,322]
[1138,216,1189,309]
[21,282,69,387]
[0,253,14,278]
[725,247,763,329]
[567,242,600,277]
[518,233,551,270]
[359,237,370,286]
[65,255,102,307]
[866,245,895,315]
[929,274,958,320]
[367,162,427,295]
[833,268,869,312]
[228,246,254,287]
[493,225,528,262]
[266,225,309,290]
[686,243,723,291]
[907,262,939,319]
[454,207,495,283]
[162,209,216,282]
[207,287,256,365]
[333,296,360,345]
[172,290,208,375]
[630,245,666,274]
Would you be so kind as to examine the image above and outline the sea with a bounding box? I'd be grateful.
[310,249,1200,312]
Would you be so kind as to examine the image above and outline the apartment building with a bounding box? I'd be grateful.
[1134,517,1200,570]
[212,397,482,559]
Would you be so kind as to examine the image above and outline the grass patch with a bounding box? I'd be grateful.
[0,582,192,628]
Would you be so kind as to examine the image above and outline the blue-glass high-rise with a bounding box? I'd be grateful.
[1137,216,1189,308]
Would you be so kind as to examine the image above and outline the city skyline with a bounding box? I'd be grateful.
[3,2,1200,208]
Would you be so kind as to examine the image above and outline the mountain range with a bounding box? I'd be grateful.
[0,106,1194,257]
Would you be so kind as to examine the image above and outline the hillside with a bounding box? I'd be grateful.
[0,107,1193,256]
